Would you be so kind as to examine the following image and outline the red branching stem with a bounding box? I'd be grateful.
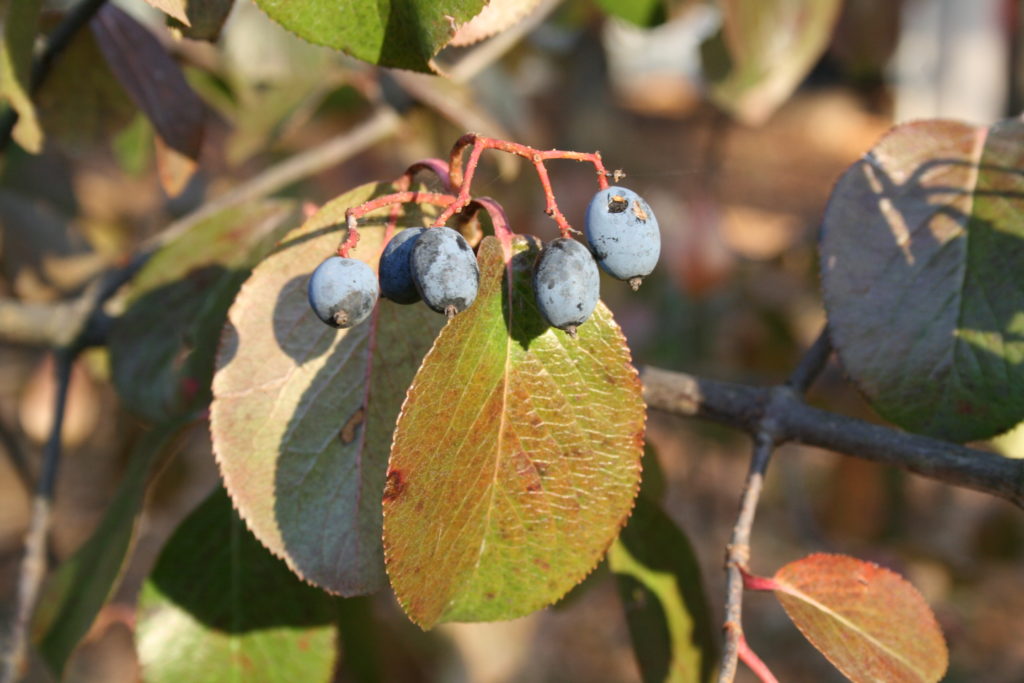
[442,133,610,235]
[737,632,780,683]
[338,191,458,257]
[341,135,615,254]
[467,197,515,251]
[739,566,780,592]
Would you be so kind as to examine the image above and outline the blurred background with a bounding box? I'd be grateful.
[1,0,1023,680]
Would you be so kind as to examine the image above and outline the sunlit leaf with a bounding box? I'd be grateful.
[0,0,42,151]
[34,418,190,677]
[449,0,543,46]
[136,488,338,683]
[383,236,645,628]
[110,201,299,422]
[773,553,947,683]
[252,0,487,72]
[701,0,842,125]
[609,495,717,683]
[210,182,444,596]
[820,118,1024,442]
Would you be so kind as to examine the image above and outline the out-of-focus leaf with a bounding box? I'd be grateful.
[141,0,190,25]
[0,189,102,299]
[0,0,42,152]
[449,0,542,46]
[219,1,334,164]
[609,495,716,683]
[167,0,235,41]
[92,4,206,160]
[153,133,197,198]
[701,0,842,125]
[210,183,444,596]
[595,0,666,28]
[110,201,299,422]
[34,21,136,153]
[383,236,645,628]
[112,112,154,177]
[773,553,948,683]
[820,118,1024,442]
[253,0,487,73]
[136,488,339,683]
[33,417,189,677]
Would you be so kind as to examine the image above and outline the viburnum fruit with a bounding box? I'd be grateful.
[307,256,379,328]
[584,186,660,290]
[533,238,600,336]
[410,227,480,318]
[379,227,427,304]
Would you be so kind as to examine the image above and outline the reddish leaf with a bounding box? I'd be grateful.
[91,4,206,160]
[383,236,645,628]
[773,553,948,683]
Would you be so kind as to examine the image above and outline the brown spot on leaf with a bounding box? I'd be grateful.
[383,469,405,503]
[339,407,365,444]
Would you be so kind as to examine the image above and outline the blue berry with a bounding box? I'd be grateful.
[307,256,379,328]
[410,227,479,318]
[533,238,600,337]
[379,227,426,304]
[584,186,660,290]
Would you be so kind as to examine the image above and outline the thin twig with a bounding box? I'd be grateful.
[0,0,110,151]
[1,351,71,683]
[718,433,776,683]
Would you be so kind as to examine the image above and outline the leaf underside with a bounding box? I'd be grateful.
[383,235,645,628]
[211,182,443,596]
[773,553,948,683]
[820,118,1024,442]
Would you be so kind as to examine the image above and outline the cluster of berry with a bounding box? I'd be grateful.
[307,186,659,336]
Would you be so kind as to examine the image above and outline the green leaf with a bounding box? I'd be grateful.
[383,236,645,628]
[608,495,717,683]
[110,201,299,422]
[33,418,190,677]
[820,118,1024,442]
[701,0,842,125]
[595,0,666,28]
[773,553,948,683]
[252,0,488,72]
[136,488,339,683]
[0,0,42,151]
[210,182,444,596]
